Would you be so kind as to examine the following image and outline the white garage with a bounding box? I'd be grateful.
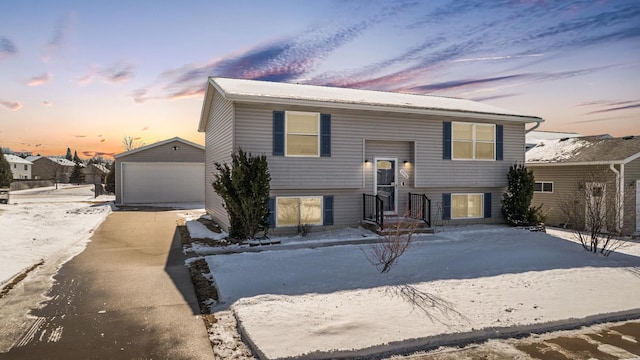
[114,137,205,205]
[121,162,204,204]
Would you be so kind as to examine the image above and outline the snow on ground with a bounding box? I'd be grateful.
[202,226,640,359]
[0,184,114,286]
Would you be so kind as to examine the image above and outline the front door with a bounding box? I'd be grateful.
[375,158,397,214]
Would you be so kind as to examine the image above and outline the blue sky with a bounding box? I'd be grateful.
[1,0,638,157]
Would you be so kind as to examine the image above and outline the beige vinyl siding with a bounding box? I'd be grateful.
[623,158,640,235]
[204,91,235,229]
[234,103,523,190]
[114,140,204,204]
[529,165,616,230]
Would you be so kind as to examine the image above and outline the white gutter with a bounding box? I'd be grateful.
[525,120,542,133]
[609,164,623,232]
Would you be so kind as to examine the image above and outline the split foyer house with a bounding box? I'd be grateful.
[5,154,33,179]
[527,135,640,236]
[26,156,75,183]
[199,77,543,232]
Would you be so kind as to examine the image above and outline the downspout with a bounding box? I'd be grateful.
[609,163,624,232]
[525,119,543,133]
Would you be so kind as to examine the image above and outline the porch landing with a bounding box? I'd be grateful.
[360,216,434,235]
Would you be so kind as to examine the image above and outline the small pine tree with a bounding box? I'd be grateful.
[73,150,81,163]
[501,163,544,226]
[0,147,13,187]
[105,162,115,193]
[70,160,85,184]
[212,148,270,240]
[65,148,73,161]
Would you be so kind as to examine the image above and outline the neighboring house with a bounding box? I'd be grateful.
[114,137,205,205]
[198,77,543,232]
[26,156,75,183]
[525,130,582,151]
[5,154,32,179]
[527,135,640,236]
[83,163,109,184]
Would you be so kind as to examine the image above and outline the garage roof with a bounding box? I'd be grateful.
[114,137,204,159]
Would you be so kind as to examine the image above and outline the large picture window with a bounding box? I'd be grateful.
[452,193,484,218]
[276,196,323,226]
[452,122,495,160]
[286,111,319,156]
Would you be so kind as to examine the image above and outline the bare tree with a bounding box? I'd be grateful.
[363,210,418,273]
[122,136,145,151]
[559,168,627,256]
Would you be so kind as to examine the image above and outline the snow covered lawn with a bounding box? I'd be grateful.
[205,226,640,359]
[0,185,114,286]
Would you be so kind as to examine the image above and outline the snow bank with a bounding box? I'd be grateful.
[206,227,640,359]
[186,220,227,241]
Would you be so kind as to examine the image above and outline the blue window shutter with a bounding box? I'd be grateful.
[268,197,276,227]
[320,114,331,157]
[484,192,492,218]
[496,125,503,161]
[323,195,334,225]
[442,193,451,220]
[273,111,285,156]
[443,122,452,160]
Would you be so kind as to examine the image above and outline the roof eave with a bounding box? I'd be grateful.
[526,160,624,167]
[114,137,204,159]
[223,93,543,123]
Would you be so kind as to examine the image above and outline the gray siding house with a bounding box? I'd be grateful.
[199,77,543,232]
[527,135,640,236]
[114,137,205,205]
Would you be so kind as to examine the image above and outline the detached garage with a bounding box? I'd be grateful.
[114,137,205,205]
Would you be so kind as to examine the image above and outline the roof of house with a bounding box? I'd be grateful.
[526,135,640,166]
[25,156,76,167]
[84,163,109,173]
[525,130,582,146]
[199,77,543,132]
[114,137,204,159]
[3,154,33,164]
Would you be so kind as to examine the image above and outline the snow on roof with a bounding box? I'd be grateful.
[48,157,76,167]
[526,135,640,165]
[525,130,582,146]
[25,155,41,162]
[3,154,33,164]
[201,78,543,132]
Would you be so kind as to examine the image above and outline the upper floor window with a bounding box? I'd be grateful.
[534,181,553,193]
[452,122,495,160]
[24,164,28,170]
[286,111,319,157]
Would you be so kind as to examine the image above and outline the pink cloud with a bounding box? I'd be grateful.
[27,73,51,87]
[0,100,22,111]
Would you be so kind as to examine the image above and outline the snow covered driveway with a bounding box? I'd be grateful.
[206,227,640,359]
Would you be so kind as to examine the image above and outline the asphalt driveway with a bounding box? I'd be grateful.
[0,210,213,360]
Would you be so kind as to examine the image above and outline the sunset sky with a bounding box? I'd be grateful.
[1,0,638,158]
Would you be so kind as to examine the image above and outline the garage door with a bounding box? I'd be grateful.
[122,162,204,204]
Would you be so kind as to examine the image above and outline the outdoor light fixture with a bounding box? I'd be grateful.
[172,146,179,151]
[364,159,369,163]
[403,160,409,164]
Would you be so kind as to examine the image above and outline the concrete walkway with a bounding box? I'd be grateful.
[0,210,214,360]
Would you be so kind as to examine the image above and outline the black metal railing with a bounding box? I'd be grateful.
[363,193,384,228]
[408,192,431,227]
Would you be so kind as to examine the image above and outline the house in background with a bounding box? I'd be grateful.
[114,137,205,205]
[198,77,543,233]
[5,154,32,179]
[26,156,75,183]
[527,135,640,236]
[83,163,109,184]
[525,130,582,151]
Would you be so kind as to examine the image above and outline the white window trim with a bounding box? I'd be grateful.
[275,196,323,227]
[534,181,554,193]
[452,122,496,161]
[285,111,320,157]
[451,193,484,219]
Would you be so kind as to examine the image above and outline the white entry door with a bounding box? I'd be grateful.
[375,158,397,215]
